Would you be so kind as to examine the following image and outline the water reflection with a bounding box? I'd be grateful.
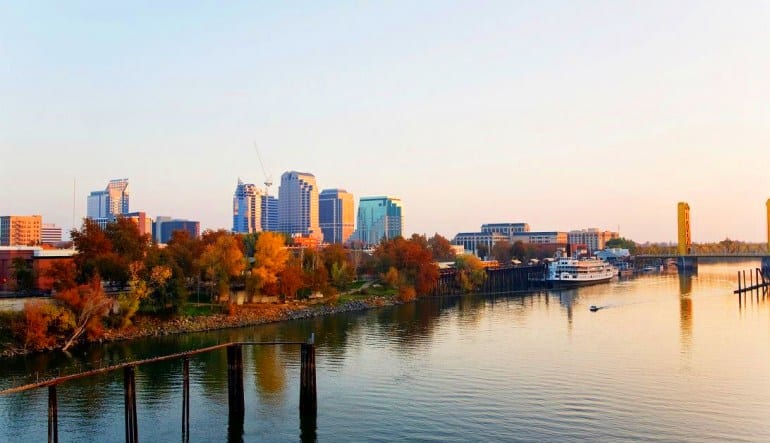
[299,412,317,443]
[679,274,694,355]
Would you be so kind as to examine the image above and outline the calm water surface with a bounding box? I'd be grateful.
[1,260,769,442]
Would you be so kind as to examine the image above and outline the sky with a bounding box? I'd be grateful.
[1,1,769,243]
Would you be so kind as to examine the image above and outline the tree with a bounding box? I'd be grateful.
[373,236,438,296]
[251,232,289,295]
[197,233,247,302]
[428,233,456,261]
[10,257,34,293]
[322,244,355,291]
[491,240,513,265]
[455,254,487,293]
[55,279,112,351]
[606,237,637,254]
[70,218,113,283]
[512,240,527,260]
[278,257,304,301]
[476,242,489,260]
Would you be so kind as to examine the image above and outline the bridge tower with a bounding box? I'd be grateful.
[677,202,691,255]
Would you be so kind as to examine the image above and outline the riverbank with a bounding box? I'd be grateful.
[0,295,399,359]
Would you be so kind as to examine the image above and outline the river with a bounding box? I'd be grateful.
[1,260,769,442]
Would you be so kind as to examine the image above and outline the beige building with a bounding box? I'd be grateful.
[568,228,619,252]
[0,215,43,246]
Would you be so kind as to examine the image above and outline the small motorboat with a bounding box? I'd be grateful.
[589,305,599,312]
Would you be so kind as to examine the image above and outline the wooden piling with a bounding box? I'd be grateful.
[48,385,58,443]
[182,357,190,442]
[226,345,244,418]
[124,366,138,443]
[300,335,317,415]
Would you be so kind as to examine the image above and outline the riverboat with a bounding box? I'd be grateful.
[544,255,617,287]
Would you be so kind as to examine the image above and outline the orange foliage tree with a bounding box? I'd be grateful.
[374,234,439,297]
[55,280,112,351]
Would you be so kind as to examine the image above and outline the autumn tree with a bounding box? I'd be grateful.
[491,240,513,265]
[18,301,69,350]
[197,233,246,302]
[455,254,487,293]
[55,279,113,351]
[428,233,456,261]
[374,236,439,296]
[70,217,150,287]
[251,232,289,297]
[278,257,305,301]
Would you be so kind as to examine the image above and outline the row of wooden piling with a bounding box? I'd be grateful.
[735,268,769,306]
[1,338,317,443]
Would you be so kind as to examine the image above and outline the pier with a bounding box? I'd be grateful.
[0,336,318,443]
[433,264,545,296]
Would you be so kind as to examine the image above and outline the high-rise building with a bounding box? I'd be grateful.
[261,194,278,232]
[41,223,63,245]
[319,189,355,244]
[233,179,262,233]
[0,215,42,246]
[153,216,201,244]
[353,196,403,246]
[87,178,130,224]
[278,171,321,239]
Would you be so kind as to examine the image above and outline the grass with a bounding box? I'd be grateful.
[179,303,223,317]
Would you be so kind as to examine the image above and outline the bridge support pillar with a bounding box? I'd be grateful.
[762,257,770,276]
[677,256,698,274]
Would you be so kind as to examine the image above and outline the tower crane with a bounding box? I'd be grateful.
[253,141,273,195]
[254,142,274,231]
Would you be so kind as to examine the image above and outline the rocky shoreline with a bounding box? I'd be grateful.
[1,296,398,359]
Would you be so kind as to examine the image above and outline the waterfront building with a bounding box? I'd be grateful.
[511,231,568,244]
[41,223,63,245]
[319,189,355,244]
[353,196,403,246]
[452,231,507,258]
[278,171,322,239]
[481,223,530,237]
[0,215,42,246]
[568,228,619,253]
[233,179,263,233]
[87,178,130,227]
[153,216,200,244]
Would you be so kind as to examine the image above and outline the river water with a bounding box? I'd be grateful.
[1,260,769,442]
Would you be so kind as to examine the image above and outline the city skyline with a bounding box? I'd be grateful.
[2,2,770,243]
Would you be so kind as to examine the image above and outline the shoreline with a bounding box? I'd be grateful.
[0,295,400,359]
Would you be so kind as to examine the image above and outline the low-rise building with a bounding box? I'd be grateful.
[0,246,76,293]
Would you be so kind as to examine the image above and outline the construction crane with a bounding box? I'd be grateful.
[253,141,273,195]
[254,142,274,231]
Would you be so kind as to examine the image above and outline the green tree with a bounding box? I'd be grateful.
[455,254,487,293]
[491,240,513,265]
[606,237,637,254]
[10,257,34,293]
[476,242,489,260]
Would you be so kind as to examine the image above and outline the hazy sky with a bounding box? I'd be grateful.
[2,1,769,243]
